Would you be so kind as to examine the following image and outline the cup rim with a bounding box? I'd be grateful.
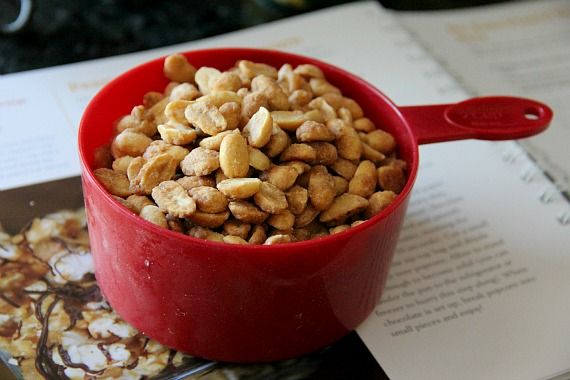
[78,47,419,252]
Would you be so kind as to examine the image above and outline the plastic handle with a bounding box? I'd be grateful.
[399,96,553,145]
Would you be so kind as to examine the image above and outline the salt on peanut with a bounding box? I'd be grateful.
[296,120,335,142]
[184,100,227,135]
[308,165,336,211]
[335,124,362,161]
[143,140,189,164]
[188,186,228,214]
[151,180,196,218]
[180,147,220,176]
[169,82,200,101]
[308,142,338,166]
[177,176,216,190]
[99,55,408,245]
[111,130,153,158]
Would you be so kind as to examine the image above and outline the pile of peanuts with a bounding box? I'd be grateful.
[94,54,407,245]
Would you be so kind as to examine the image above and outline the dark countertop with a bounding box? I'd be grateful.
[0,0,515,75]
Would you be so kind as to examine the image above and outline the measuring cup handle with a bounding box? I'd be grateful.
[399,96,553,145]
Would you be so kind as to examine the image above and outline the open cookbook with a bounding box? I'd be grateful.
[1,1,569,379]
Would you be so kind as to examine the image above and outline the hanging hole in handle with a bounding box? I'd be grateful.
[524,107,541,121]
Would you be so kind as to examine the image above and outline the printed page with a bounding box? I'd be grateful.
[398,0,570,197]
[0,1,463,191]
[358,139,570,380]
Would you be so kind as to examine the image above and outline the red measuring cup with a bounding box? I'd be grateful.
[78,48,552,362]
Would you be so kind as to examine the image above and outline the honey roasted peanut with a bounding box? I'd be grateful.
[97,55,407,245]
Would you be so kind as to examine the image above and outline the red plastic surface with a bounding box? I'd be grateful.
[401,96,552,144]
[78,48,550,362]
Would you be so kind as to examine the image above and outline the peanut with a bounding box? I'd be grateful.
[189,226,224,242]
[219,133,249,178]
[243,107,273,148]
[228,201,269,224]
[177,175,216,190]
[308,166,336,211]
[199,129,240,151]
[215,178,259,200]
[100,55,408,245]
[377,165,406,193]
[111,130,153,159]
[261,165,298,191]
[296,120,335,142]
[164,54,196,83]
[94,168,132,197]
[365,191,397,218]
[187,210,229,229]
[366,129,396,154]
[253,182,288,214]
[151,180,197,218]
[132,153,178,195]
[157,122,197,146]
[140,205,168,228]
[223,235,249,244]
[320,194,369,224]
[248,146,271,171]
[267,210,295,231]
[285,185,309,215]
[180,147,220,176]
[185,100,227,136]
[280,143,317,162]
[349,160,378,198]
[248,224,267,244]
[264,235,292,245]
[188,186,228,214]
[223,219,251,240]
[194,66,222,95]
